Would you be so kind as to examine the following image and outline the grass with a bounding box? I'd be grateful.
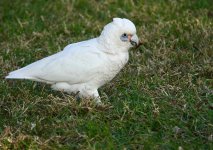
[0,0,213,149]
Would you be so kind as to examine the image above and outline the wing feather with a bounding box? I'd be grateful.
[6,38,105,84]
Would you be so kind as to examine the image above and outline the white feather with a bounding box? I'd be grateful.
[6,18,138,102]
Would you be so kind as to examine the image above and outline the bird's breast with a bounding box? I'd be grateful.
[90,52,129,88]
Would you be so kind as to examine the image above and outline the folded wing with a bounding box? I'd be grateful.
[6,39,105,84]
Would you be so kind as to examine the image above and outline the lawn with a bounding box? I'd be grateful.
[0,0,212,149]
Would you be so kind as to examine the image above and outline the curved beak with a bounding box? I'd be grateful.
[130,34,139,46]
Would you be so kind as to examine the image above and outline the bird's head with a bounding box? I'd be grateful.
[99,18,139,52]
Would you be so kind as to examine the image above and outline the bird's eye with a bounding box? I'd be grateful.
[120,33,128,42]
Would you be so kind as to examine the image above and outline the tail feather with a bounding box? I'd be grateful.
[5,70,54,84]
[5,72,34,80]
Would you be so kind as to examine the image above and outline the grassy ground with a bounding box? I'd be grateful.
[0,0,213,149]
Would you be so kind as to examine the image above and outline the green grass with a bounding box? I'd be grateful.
[0,0,213,149]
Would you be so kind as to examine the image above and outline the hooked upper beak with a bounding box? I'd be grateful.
[130,34,139,46]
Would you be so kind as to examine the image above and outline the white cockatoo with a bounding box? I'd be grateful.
[6,18,139,103]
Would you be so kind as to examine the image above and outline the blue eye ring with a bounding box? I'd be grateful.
[120,33,129,42]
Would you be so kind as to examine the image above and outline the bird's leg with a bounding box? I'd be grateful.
[74,91,81,102]
[79,88,102,104]
[93,94,102,104]
[89,89,102,104]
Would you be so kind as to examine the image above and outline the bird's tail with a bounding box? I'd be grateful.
[5,69,53,83]
[5,70,34,80]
